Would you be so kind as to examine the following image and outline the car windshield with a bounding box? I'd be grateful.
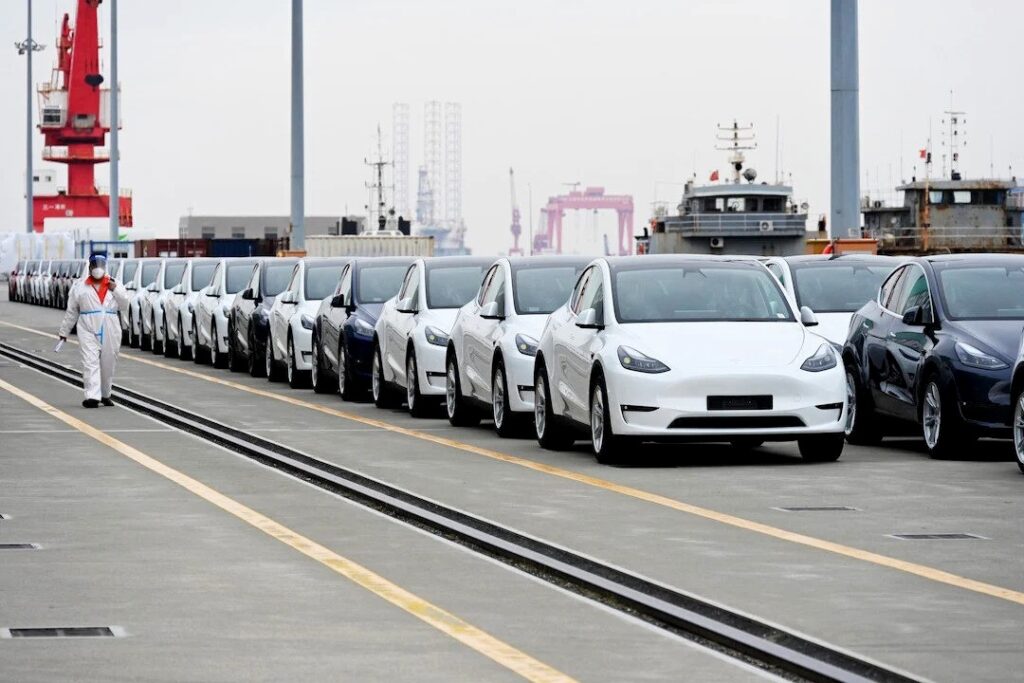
[357,265,408,304]
[226,263,255,294]
[427,265,486,309]
[140,263,159,286]
[262,264,294,297]
[937,266,1024,320]
[513,266,582,314]
[121,262,138,282]
[164,263,186,288]
[790,263,894,312]
[305,264,344,300]
[614,265,794,323]
[191,263,217,289]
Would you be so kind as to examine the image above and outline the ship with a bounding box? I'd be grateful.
[637,121,809,256]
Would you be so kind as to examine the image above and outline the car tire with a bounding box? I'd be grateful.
[129,312,140,348]
[311,337,336,394]
[140,317,152,351]
[1013,389,1024,475]
[210,322,228,369]
[492,358,524,438]
[248,330,265,378]
[446,353,480,427]
[178,316,193,361]
[372,344,400,409]
[798,433,845,462]
[163,314,177,358]
[534,360,574,451]
[844,365,883,445]
[266,335,286,382]
[338,338,360,401]
[151,313,164,355]
[591,375,626,464]
[287,335,309,389]
[921,375,970,460]
[406,350,431,418]
[227,323,245,372]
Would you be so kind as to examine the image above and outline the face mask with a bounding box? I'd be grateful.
[91,267,105,279]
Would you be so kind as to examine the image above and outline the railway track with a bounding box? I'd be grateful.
[0,340,922,683]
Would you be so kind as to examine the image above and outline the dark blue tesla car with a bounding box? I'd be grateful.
[844,254,1024,458]
[227,257,299,377]
[311,256,414,398]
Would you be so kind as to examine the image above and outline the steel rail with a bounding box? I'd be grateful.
[0,340,921,683]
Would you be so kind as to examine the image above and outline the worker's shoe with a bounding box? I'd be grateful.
[82,399,100,409]
[101,397,115,407]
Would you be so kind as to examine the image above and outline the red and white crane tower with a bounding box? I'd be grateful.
[532,187,633,255]
[508,167,523,256]
[33,0,132,232]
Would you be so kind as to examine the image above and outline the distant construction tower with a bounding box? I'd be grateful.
[444,102,462,230]
[423,101,444,226]
[392,103,410,220]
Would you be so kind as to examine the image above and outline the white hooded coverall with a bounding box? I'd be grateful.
[59,278,131,401]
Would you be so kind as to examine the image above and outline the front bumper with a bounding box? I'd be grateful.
[292,325,313,371]
[416,341,448,396]
[346,332,376,382]
[949,364,1013,434]
[504,350,537,413]
[604,364,846,441]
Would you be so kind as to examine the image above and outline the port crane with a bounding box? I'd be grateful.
[508,168,523,256]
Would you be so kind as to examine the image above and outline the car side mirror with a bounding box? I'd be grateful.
[901,305,933,326]
[241,288,255,301]
[575,308,603,329]
[171,284,185,295]
[800,305,819,327]
[397,297,418,314]
[205,289,219,298]
[479,301,504,320]
[330,293,345,308]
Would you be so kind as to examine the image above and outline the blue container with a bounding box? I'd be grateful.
[208,239,260,258]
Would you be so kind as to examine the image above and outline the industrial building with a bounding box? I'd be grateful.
[177,215,365,241]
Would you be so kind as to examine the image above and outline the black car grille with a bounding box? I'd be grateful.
[668,416,805,429]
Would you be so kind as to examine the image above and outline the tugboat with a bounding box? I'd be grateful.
[638,121,809,256]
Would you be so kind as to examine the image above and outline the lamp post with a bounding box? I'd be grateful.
[109,0,119,243]
[290,0,305,250]
[15,0,45,234]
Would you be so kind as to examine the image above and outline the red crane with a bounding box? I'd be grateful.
[33,0,132,232]
[534,187,634,255]
[508,168,523,256]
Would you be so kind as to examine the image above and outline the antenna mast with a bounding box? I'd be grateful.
[715,120,757,184]
[942,90,966,180]
[365,124,393,232]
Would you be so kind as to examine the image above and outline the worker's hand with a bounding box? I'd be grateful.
[108,278,117,289]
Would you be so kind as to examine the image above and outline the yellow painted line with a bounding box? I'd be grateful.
[4,319,1024,607]
[0,376,574,683]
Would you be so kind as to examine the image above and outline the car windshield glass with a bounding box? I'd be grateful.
[139,263,157,286]
[427,265,486,309]
[164,263,186,288]
[191,263,217,289]
[305,264,344,300]
[614,265,794,323]
[357,265,408,303]
[790,264,894,312]
[262,264,293,297]
[226,264,254,294]
[121,262,138,282]
[937,266,1024,319]
[513,266,581,314]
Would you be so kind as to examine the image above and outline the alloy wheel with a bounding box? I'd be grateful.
[287,338,295,384]
[591,384,605,453]
[406,354,417,410]
[1014,394,1024,469]
[844,371,857,437]
[372,351,382,402]
[266,338,274,377]
[210,324,219,366]
[922,382,942,450]
[338,344,347,396]
[492,366,506,429]
[311,341,320,388]
[446,362,458,418]
[535,374,547,438]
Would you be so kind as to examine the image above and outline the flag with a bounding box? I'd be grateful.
[822,241,835,255]
[710,170,719,181]
[919,148,927,159]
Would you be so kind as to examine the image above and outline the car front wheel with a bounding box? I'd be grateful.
[1013,390,1024,475]
[446,354,480,426]
[406,351,431,418]
[921,377,972,459]
[311,338,335,394]
[534,362,574,451]
[372,344,400,409]
[590,376,626,464]
[492,359,524,438]
[287,336,309,388]
[844,366,883,445]
[797,433,844,462]
[178,316,193,361]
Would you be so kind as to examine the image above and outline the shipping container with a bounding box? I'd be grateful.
[134,239,208,258]
[208,238,261,258]
[305,234,434,258]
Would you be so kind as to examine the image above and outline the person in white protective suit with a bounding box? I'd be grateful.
[58,254,131,408]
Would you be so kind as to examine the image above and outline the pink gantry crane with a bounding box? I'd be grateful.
[508,168,523,256]
[532,187,634,255]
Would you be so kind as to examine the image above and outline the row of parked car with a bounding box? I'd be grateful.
[9,258,89,310]
[10,252,1024,471]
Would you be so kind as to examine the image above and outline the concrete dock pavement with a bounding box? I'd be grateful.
[0,359,769,682]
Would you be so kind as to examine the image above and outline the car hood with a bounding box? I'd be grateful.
[420,307,460,333]
[949,319,1024,363]
[616,321,812,369]
[510,314,548,339]
[811,312,855,346]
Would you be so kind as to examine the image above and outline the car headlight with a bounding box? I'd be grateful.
[424,325,449,347]
[515,333,539,357]
[617,346,669,373]
[300,314,315,331]
[954,341,1008,370]
[800,343,838,372]
[353,317,374,337]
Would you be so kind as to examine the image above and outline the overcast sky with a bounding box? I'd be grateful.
[2,0,1022,255]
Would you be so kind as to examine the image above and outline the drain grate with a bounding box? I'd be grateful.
[5,627,117,638]
[889,533,987,540]
[774,506,860,512]
[0,543,38,550]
